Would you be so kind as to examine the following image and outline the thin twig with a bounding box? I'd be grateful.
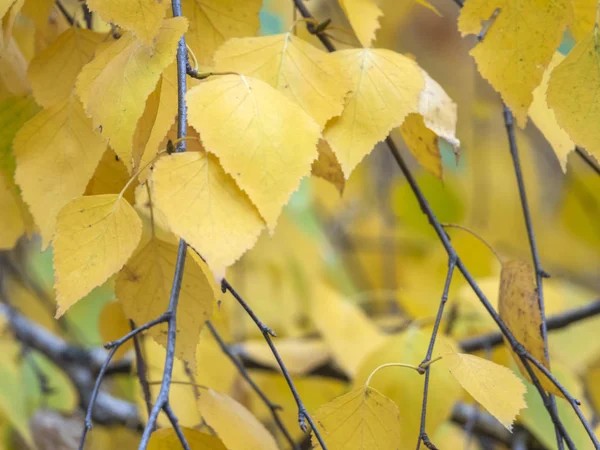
[221,279,328,449]
[55,0,80,27]
[130,320,152,417]
[503,103,563,449]
[575,146,600,176]
[206,321,299,450]
[416,258,456,450]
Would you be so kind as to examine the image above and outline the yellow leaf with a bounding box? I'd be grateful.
[0,0,22,48]
[0,96,39,178]
[323,49,424,177]
[529,52,573,171]
[27,28,105,108]
[311,139,345,194]
[14,97,106,247]
[76,17,187,170]
[438,340,527,430]
[400,115,443,179]
[87,0,166,45]
[241,338,330,375]
[182,0,261,66]
[311,283,386,377]
[98,300,132,360]
[116,235,217,367]
[214,33,352,128]
[431,422,483,450]
[0,38,29,95]
[148,427,226,450]
[547,27,600,162]
[338,0,383,48]
[53,194,142,317]
[195,325,237,393]
[458,0,568,126]
[0,173,29,249]
[186,74,320,230]
[312,385,401,450]
[151,150,265,272]
[354,327,462,443]
[85,148,136,204]
[498,260,563,397]
[569,0,596,41]
[197,388,279,450]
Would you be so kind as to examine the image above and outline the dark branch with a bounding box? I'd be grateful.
[206,321,299,449]
[221,279,328,449]
[575,146,600,176]
[130,320,153,417]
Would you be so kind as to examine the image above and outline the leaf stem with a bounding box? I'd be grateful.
[440,223,502,264]
[366,363,424,387]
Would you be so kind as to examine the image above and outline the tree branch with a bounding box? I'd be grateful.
[575,146,600,176]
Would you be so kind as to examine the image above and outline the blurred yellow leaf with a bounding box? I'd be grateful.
[186,74,320,230]
[13,97,106,247]
[98,300,132,360]
[87,0,166,45]
[312,385,401,449]
[438,339,527,430]
[214,33,351,128]
[197,388,279,450]
[148,427,226,450]
[324,48,424,177]
[27,28,104,108]
[241,338,330,375]
[76,17,187,170]
[458,0,568,125]
[182,0,261,66]
[569,0,596,41]
[195,325,237,393]
[338,0,382,47]
[311,139,346,194]
[312,283,386,376]
[498,259,563,397]
[116,236,217,367]
[53,194,142,317]
[547,27,600,162]
[0,172,29,249]
[529,52,573,171]
[151,150,264,272]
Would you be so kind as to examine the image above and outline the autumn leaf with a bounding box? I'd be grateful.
[569,0,596,41]
[186,74,321,230]
[547,25,600,163]
[13,97,106,247]
[498,259,563,397]
[324,48,424,178]
[197,388,279,450]
[76,17,188,170]
[85,148,136,204]
[151,149,265,272]
[116,235,217,367]
[87,0,166,45]
[458,0,568,126]
[182,0,261,67]
[529,52,573,171]
[438,339,527,430]
[311,283,386,376]
[338,0,383,48]
[148,427,226,450]
[98,300,133,360]
[241,338,330,375]
[312,385,402,449]
[27,28,105,108]
[311,139,346,194]
[0,172,30,250]
[53,194,142,317]
[214,33,352,128]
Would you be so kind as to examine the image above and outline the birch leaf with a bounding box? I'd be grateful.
[498,259,563,397]
[151,150,265,272]
[311,139,345,194]
[197,388,279,450]
[98,300,132,360]
[214,33,352,128]
[87,0,166,45]
[338,0,383,48]
[85,148,136,204]
[312,385,402,450]
[182,0,261,66]
[439,340,527,431]
[13,97,106,248]
[547,26,600,163]
[458,0,568,126]
[186,75,320,230]
[27,28,105,108]
[76,17,187,171]
[529,52,573,171]
[324,49,424,178]
[53,194,142,317]
[148,428,226,450]
[116,236,217,367]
